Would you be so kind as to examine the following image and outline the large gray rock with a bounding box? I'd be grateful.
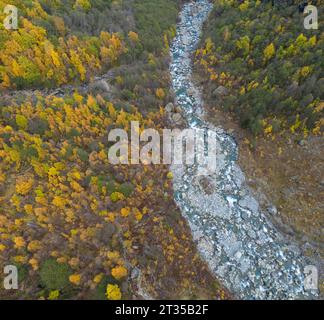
[89,79,111,93]
[239,195,259,215]
[267,205,278,215]
[213,86,229,97]
[172,112,184,125]
[165,102,175,113]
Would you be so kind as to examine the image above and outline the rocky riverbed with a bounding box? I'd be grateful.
[169,0,318,299]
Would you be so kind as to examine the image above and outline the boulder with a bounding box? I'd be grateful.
[267,205,278,216]
[298,139,305,146]
[213,86,229,97]
[130,267,139,280]
[165,102,175,113]
[175,106,182,113]
[89,79,111,93]
[50,88,64,97]
[239,195,259,215]
[172,112,183,125]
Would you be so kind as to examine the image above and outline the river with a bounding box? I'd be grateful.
[169,0,316,299]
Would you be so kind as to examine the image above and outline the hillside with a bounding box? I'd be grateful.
[195,0,323,136]
[0,0,229,300]
[0,0,322,301]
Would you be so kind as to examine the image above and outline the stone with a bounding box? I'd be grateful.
[89,79,111,92]
[298,139,305,146]
[239,195,259,215]
[232,164,245,188]
[183,35,190,45]
[165,102,175,113]
[213,86,229,97]
[267,205,278,215]
[50,88,64,97]
[175,106,182,113]
[130,268,139,279]
[171,112,184,125]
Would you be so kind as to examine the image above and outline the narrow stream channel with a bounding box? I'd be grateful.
[169,0,316,299]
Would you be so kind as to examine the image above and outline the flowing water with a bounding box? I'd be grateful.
[169,0,316,299]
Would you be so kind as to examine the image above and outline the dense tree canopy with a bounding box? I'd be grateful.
[0,0,227,300]
[196,0,323,136]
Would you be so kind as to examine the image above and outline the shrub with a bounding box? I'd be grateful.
[118,183,134,197]
[77,148,89,162]
[27,117,49,135]
[16,115,28,130]
[106,284,122,300]
[40,259,72,290]
[93,275,117,300]
[111,266,128,280]
[110,192,125,202]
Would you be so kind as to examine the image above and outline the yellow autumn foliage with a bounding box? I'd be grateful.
[106,284,122,300]
[93,274,104,284]
[121,207,130,217]
[128,31,139,43]
[69,274,81,285]
[14,237,26,249]
[111,265,128,280]
[27,240,42,252]
[263,43,276,62]
[48,290,60,300]
[156,88,166,99]
[16,176,34,195]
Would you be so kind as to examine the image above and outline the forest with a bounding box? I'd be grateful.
[0,0,323,302]
[195,0,323,136]
[0,0,228,300]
